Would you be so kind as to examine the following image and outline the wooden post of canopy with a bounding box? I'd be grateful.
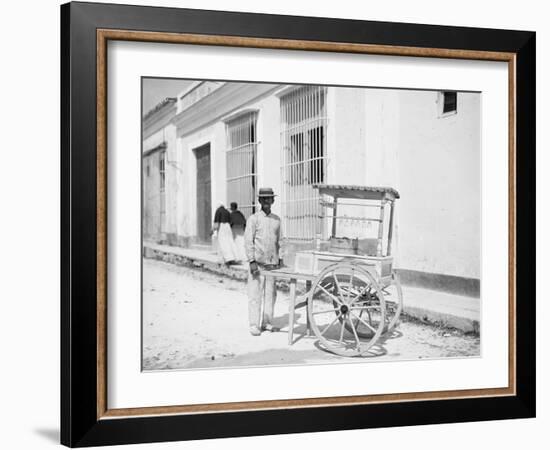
[377,199,386,256]
[387,200,395,256]
[331,195,338,238]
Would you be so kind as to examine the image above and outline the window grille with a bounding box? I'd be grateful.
[280,85,328,240]
[159,150,166,232]
[225,112,258,218]
[442,91,457,114]
[438,91,458,117]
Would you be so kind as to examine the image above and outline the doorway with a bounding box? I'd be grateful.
[194,144,212,243]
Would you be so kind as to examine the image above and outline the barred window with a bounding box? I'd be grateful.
[159,150,166,192]
[439,91,458,117]
[225,112,258,218]
[443,91,457,114]
[159,150,166,232]
[280,86,328,240]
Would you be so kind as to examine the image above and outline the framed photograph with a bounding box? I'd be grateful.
[61,1,535,447]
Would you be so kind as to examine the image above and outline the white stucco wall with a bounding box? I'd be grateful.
[147,84,481,280]
[359,89,480,278]
[396,91,481,279]
[256,95,283,216]
[328,87,368,185]
[323,87,480,279]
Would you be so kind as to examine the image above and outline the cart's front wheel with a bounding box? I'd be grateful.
[307,263,386,357]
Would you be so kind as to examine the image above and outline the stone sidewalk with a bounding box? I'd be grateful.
[143,241,480,334]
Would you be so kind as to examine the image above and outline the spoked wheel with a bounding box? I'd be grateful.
[344,266,403,336]
[382,271,403,333]
[307,263,386,357]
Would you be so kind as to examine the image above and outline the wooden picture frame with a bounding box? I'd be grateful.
[61,1,535,446]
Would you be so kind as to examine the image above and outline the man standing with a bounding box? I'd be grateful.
[245,188,282,336]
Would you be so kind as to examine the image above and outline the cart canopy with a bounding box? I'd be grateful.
[313,184,400,200]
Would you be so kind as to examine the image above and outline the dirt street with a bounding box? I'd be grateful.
[142,259,479,370]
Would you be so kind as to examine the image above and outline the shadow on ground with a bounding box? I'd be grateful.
[183,346,344,369]
[34,428,59,444]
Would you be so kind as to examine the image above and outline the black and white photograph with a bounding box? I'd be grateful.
[141,78,481,370]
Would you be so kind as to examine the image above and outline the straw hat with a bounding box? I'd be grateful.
[258,187,276,198]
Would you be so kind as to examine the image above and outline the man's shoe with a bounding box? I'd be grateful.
[262,324,280,333]
[249,326,262,336]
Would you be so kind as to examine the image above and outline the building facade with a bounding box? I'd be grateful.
[142,81,480,294]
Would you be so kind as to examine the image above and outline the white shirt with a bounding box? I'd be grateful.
[244,210,282,265]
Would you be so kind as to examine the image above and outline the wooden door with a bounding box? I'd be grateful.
[194,144,211,242]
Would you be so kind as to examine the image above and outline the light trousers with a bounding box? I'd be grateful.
[247,270,276,329]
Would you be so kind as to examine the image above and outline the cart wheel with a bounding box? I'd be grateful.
[307,262,386,357]
[343,268,403,337]
[383,271,403,333]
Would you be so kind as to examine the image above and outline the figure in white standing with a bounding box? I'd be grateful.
[212,202,237,265]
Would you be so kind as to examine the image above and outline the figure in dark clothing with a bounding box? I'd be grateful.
[213,204,231,224]
[230,202,247,262]
[230,202,246,229]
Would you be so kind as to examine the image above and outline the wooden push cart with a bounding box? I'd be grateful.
[261,184,403,357]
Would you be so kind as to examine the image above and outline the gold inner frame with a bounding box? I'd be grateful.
[96,29,517,420]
